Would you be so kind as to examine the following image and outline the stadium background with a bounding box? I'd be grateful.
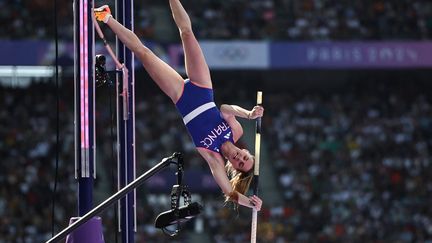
[1,0,432,242]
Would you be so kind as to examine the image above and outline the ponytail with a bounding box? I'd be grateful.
[224,160,254,205]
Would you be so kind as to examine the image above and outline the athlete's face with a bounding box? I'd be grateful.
[229,148,254,172]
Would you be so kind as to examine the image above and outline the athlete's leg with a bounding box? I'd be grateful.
[94,5,183,102]
[169,0,212,88]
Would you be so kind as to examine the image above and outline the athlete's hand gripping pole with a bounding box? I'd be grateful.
[250,91,262,243]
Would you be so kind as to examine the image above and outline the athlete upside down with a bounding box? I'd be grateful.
[94,0,264,210]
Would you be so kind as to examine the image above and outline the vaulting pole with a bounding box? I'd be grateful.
[250,91,262,243]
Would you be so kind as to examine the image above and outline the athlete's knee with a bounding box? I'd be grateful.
[135,45,153,60]
[180,27,194,39]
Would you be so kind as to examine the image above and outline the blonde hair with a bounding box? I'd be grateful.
[224,160,254,204]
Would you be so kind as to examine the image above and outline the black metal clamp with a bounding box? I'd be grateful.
[154,153,203,236]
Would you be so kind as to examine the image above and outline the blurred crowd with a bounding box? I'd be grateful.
[2,76,432,242]
[186,0,432,40]
[0,82,75,242]
[2,0,432,41]
[266,81,432,242]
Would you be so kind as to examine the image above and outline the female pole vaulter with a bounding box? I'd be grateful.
[94,0,263,210]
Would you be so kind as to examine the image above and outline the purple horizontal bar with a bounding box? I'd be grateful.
[3,41,432,69]
[271,42,432,69]
[0,41,50,65]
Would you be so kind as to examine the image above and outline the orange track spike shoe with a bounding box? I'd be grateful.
[94,5,112,23]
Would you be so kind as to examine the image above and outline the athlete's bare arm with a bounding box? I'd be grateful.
[220,104,264,120]
[220,104,264,141]
[197,149,262,211]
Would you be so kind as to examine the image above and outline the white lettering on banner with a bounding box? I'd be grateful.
[332,48,343,61]
[307,46,418,64]
[353,48,362,62]
[200,122,231,149]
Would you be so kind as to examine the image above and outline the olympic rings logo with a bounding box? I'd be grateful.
[213,45,249,61]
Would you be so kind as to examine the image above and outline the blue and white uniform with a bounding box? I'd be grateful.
[176,79,234,154]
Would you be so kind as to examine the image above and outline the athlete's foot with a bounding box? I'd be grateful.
[94,5,112,23]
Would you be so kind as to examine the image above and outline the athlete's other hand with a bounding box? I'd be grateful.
[249,195,262,211]
[248,106,264,119]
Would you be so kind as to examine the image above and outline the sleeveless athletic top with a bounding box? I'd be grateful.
[175,79,234,154]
